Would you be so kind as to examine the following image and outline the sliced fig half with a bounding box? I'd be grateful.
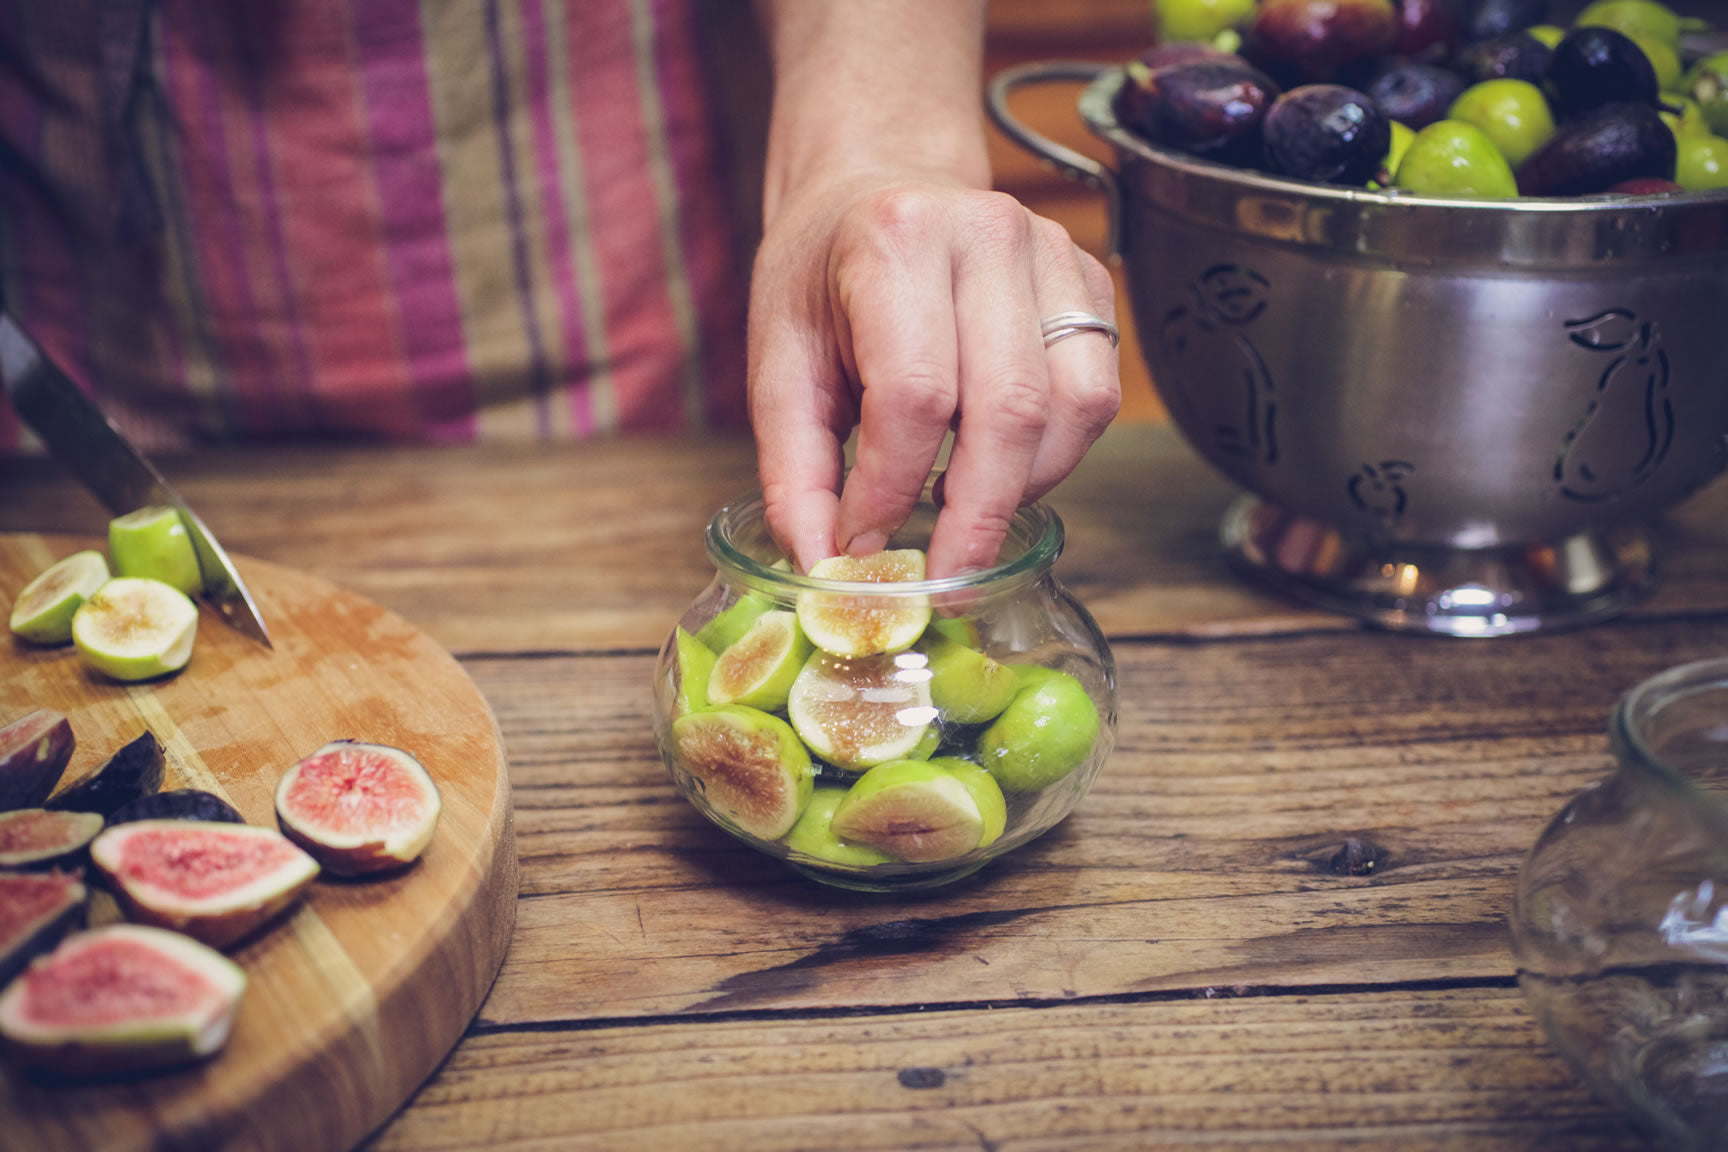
[0,870,87,987]
[671,704,813,841]
[274,741,442,876]
[8,549,110,646]
[0,710,76,811]
[0,924,245,1077]
[90,821,319,949]
[46,730,166,818]
[830,759,988,863]
[796,549,932,657]
[787,650,937,772]
[0,809,105,870]
[107,789,245,827]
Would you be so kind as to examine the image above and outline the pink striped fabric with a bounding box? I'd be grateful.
[0,0,749,452]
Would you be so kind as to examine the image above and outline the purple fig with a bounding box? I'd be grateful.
[0,710,75,812]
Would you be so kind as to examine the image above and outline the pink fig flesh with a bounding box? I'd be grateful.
[0,924,246,1077]
[0,711,75,812]
[90,821,319,950]
[0,808,105,870]
[0,870,87,987]
[274,741,442,875]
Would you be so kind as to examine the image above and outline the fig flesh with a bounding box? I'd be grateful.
[830,759,990,864]
[0,809,105,870]
[706,610,812,712]
[796,550,931,658]
[782,786,893,869]
[0,710,75,811]
[274,741,442,875]
[671,705,813,841]
[0,870,87,987]
[8,550,109,646]
[71,577,199,682]
[0,923,245,1077]
[787,651,937,772]
[47,730,166,818]
[107,789,245,827]
[90,820,319,949]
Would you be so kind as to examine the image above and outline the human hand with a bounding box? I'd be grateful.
[748,170,1121,581]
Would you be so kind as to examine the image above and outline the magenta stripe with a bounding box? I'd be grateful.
[522,0,593,436]
[352,0,477,440]
[244,71,318,430]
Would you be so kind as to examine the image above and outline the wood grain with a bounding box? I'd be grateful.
[0,539,518,1152]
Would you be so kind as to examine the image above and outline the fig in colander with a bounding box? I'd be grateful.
[1464,0,1548,43]
[1241,0,1397,86]
[1516,102,1675,196]
[1459,31,1554,86]
[274,741,442,876]
[1547,25,1660,121]
[1363,60,1466,130]
[0,809,105,871]
[1118,55,1280,165]
[0,870,86,988]
[1261,84,1392,186]
[0,924,245,1077]
[1392,119,1519,197]
[8,550,109,646]
[0,710,75,812]
[671,704,813,841]
[90,821,319,949]
[46,730,166,818]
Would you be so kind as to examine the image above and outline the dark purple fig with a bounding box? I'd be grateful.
[89,820,318,949]
[1132,41,1234,72]
[0,870,86,987]
[1118,56,1281,164]
[0,924,245,1077]
[45,731,165,819]
[275,741,442,876]
[1390,0,1467,59]
[0,809,104,870]
[0,710,74,812]
[1364,61,1469,128]
[1547,26,1660,121]
[1459,32,1554,85]
[105,789,245,828]
[1262,83,1393,185]
[1464,0,1548,43]
[1243,0,1399,85]
[1517,102,1675,196]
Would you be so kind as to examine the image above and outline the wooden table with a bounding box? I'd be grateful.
[4,423,1725,1150]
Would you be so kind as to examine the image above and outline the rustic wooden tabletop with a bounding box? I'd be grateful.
[4,423,1725,1150]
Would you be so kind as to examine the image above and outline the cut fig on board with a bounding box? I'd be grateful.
[90,821,319,949]
[0,870,87,987]
[671,705,813,841]
[787,650,937,772]
[46,730,166,818]
[0,710,76,811]
[8,550,110,646]
[71,577,199,682]
[0,923,246,1077]
[107,505,204,597]
[796,549,932,658]
[274,741,442,876]
[107,789,245,827]
[0,810,105,871]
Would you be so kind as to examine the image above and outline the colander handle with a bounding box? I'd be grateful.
[985,60,1123,259]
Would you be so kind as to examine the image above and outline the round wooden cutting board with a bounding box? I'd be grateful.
[0,534,518,1152]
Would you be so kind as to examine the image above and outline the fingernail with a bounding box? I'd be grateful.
[846,531,889,555]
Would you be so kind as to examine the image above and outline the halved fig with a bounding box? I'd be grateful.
[71,577,199,682]
[8,550,110,646]
[107,789,244,827]
[47,730,166,818]
[107,505,204,597]
[0,809,105,870]
[0,923,245,1077]
[787,650,937,772]
[781,785,892,869]
[830,759,990,863]
[706,610,811,712]
[90,821,319,949]
[796,549,932,657]
[670,704,812,841]
[0,871,87,987]
[274,741,442,875]
[0,710,76,811]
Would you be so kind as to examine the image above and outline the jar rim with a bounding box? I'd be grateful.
[1610,657,1728,814]
[704,481,1065,597]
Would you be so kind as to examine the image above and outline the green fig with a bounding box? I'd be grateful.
[931,757,1007,848]
[1393,119,1519,197]
[8,550,110,646]
[71,578,199,682]
[979,669,1102,792]
[786,651,936,772]
[671,705,812,841]
[921,631,1018,725]
[696,591,773,654]
[796,549,931,658]
[672,628,716,717]
[830,759,986,863]
[782,785,893,868]
[706,610,811,712]
[108,506,203,598]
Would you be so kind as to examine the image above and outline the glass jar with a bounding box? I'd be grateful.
[651,482,1117,892]
[1511,657,1728,1150]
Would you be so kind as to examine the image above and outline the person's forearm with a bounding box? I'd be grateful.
[756,0,992,222]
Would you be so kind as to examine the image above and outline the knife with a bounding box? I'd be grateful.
[0,314,273,648]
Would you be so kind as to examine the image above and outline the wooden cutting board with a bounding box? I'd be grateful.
[0,534,518,1152]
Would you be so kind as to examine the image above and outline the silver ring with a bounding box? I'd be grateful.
[1040,310,1119,349]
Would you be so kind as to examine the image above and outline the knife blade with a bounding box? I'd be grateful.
[0,314,272,648]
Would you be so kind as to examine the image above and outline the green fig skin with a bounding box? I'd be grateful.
[921,632,1019,725]
[707,611,811,713]
[930,757,1007,847]
[671,705,813,842]
[782,785,893,868]
[979,670,1102,792]
[696,592,773,654]
[672,628,716,718]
